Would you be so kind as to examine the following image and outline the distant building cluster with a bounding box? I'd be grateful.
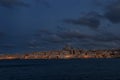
[0,47,120,60]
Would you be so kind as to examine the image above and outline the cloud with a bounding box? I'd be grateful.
[92,31,120,43]
[33,29,64,44]
[29,28,120,50]
[0,0,52,8]
[63,12,102,29]
[0,44,15,49]
[59,30,93,39]
[81,41,120,49]
[34,29,54,36]
[0,0,30,8]
[92,0,105,7]
[93,0,116,8]
[0,32,6,38]
[78,31,120,49]
[43,34,64,43]
[33,28,93,45]
[34,0,51,8]
[40,0,51,8]
[104,0,120,23]
[0,32,4,36]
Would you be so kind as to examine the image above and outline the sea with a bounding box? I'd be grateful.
[0,59,120,80]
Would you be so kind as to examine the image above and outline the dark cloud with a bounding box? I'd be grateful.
[0,32,7,38]
[0,44,15,49]
[32,29,64,44]
[84,11,103,18]
[26,28,120,50]
[26,40,42,49]
[93,0,116,8]
[34,29,54,37]
[0,0,52,8]
[81,41,119,49]
[43,34,64,43]
[0,32,5,36]
[33,28,93,44]
[0,0,30,8]
[34,0,51,8]
[92,31,120,43]
[78,31,120,49]
[59,30,93,39]
[104,0,120,23]
[63,12,102,29]
[41,0,51,8]
[93,0,102,6]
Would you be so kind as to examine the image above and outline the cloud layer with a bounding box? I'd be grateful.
[0,0,30,8]
[104,0,120,23]
[0,0,120,53]
[63,12,102,29]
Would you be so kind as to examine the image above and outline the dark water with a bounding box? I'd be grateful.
[0,59,120,80]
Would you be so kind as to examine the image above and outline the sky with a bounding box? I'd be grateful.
[0,0,120,54]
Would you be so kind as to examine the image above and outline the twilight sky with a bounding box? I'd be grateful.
[0,0,120,53]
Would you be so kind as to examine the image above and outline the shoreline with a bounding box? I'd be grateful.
[0,48,120,60]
